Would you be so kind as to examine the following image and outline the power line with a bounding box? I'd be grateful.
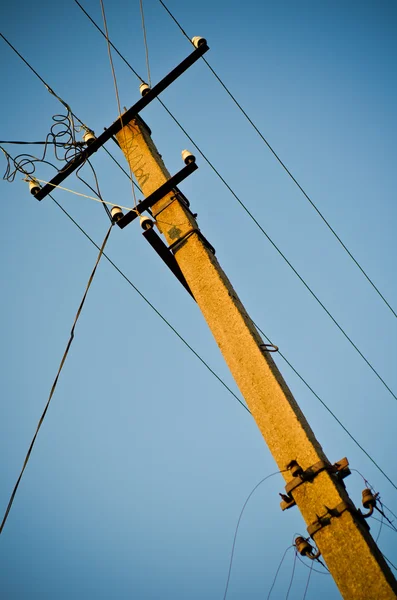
[50,194,250,414]
[69,3,397,407]
[139,0,151,87]
[254,323,397,493]
[302,559,314,600]
[383,554,397,572]
[267,546,294,600]
[0,223,113,534]
[285,549,298,600]
[157,0,397,321]
[222,471,285,599]
[0,32,139,193]
[0,140,83,146]
[99,0,138,208]
[3,21,397,493]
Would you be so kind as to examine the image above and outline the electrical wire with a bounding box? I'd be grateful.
[0,223,113,535]
[69,4,397,406]
[0,32,138,194]
[375,510,384,543]
[266,546,294,600]
[99,0,138,208]
[104,145,142,192]
[0,140,82,146]
[382,554,397,572]
[295,551,330,575]
[222,470,286,599]
[139,0,151,87]
[285,550,298,600]
[35,178,132,210]
[49,195,250,414]
[371,516,397,534]
[76,158,113,221]
[375,505,397,533]
[254,325,397,493]
[302,558,314,600]
[351,469,397,511]
[157,0,397,321]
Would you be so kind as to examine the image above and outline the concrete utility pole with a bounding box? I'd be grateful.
[116,117,397,599]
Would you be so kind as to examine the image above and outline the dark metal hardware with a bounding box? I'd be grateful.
[141,224,195,299]
[33,43,209,201]
[116,161,198,229]
[307,499,368,537]
[280,457,351,511]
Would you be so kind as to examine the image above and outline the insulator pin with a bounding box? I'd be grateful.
[83,130,96,145]
[191,36,207,48]
[111,206,124,222]
[139,82,151,97]
[181,149,195,165]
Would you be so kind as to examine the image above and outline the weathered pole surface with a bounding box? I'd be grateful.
[116,117,397,599]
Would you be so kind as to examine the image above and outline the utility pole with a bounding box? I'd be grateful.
[26,37,396,598]
[115,116,397,599]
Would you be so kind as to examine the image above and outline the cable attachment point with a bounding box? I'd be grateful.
[139,82,151,97]
[260,343,279,353]
[111,206,124,223]
[27,177,41,196]
[181,149,196,165]
[361,488,378,518]
[140,215,154,230]
[280,457,351,511]
[82,129,96,145]
[295,536,321,560]
[191,36,207,48]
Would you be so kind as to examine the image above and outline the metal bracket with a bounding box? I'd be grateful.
[116,161,198,229]
[141,225,195,300]
[168,228,216,256]
[33,43,209,201]
[280,457,351,511]
[307,499,369,537]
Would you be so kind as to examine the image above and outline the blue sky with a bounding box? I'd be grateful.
[1,1,396,598]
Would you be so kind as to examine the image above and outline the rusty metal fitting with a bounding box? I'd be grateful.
[287,460,304,478]
[295,536,321,560]
[295,536,312,556]
[361,488,377,518]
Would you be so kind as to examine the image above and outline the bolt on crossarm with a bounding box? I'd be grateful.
[116,117,397,599]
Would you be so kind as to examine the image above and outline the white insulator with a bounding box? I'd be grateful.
[140,215,154,230]
[111,206,124,222]
[139,82,151,97]
[181,149,196,165]
[191,36,206,49]
[83,130,96,145]
[28,180,40,195]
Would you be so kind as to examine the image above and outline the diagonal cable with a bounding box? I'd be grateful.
[139,0,152,87]
[157,0,397,320]
[0,223,113,534]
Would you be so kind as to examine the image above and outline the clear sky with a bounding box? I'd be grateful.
[1,0,396,598]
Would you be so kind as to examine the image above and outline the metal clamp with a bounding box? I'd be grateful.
[168,228,216,255]
[260,343,279,353]
[306,499,369,537]
[280,457,351,511]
